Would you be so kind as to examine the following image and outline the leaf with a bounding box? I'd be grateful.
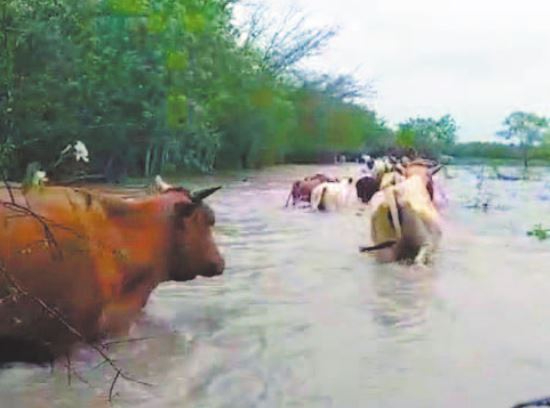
[147,13,166,34]
[166,51,189,71]
[167,93,188,128]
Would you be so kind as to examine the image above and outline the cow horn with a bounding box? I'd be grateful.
[154,175,173,192]
[430,164,444,176]
[191,186,222,202]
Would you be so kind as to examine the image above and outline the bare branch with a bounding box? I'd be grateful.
[1,172,15,204]
[0,180,154,400]
[109,370,122,402]
[102,335,165,348]
[237,2,337,74]
[0,265,153,397]
[66,353,72,386]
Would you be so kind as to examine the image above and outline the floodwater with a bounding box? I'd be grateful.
[2,164,550,407]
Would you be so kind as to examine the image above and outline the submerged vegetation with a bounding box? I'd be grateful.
[527,224,550,241]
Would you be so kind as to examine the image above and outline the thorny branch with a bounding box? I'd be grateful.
[0,178,153,402]
[0,264,153,401]
[1,178,64,260]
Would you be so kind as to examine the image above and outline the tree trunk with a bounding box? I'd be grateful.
[144,145,153,177]
[150,145,160,177]
[522,144,528,169]
[160,142,169,172]
[240,152,248,169]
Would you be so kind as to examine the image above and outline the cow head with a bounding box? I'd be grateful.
[155,176,225,281]
[395,160,442,200]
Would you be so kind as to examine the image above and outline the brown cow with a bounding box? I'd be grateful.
[285,173,338,207]
[355,176,380,204]
[0,177,224,363]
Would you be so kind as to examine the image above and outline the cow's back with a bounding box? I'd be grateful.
[0,187,122,354]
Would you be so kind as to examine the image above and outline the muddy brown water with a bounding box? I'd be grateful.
[1,164,550,407]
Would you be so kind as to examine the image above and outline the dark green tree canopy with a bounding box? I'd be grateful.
[0,0,391,178]
[395,114,457,156]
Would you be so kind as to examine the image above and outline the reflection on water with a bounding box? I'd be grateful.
[369,264,436,335]
[2,164,550,407]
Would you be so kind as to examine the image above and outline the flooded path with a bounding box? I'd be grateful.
[2,164,550,407]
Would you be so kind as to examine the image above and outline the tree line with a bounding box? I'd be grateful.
[450,112,550,168]
[1,0,548,180]
[0,0,391,180]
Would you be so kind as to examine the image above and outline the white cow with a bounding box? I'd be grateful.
[372,157,393,178]
[311,177,357,211]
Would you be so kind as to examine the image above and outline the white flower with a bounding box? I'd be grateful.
[32,170,48,186]
[74,140,89,163]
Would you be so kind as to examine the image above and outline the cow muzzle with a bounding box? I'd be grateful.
[200,257,225,277]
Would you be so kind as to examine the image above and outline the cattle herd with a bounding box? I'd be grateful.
[0,154,444,366]
[286,155,444,264]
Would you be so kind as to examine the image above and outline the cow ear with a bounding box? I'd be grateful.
[174,201,198,219]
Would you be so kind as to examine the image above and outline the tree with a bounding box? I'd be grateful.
[1,0,382,175]
[497,112,549,168]
[396,114,457,157]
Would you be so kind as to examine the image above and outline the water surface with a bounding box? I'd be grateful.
[1,164,550,407]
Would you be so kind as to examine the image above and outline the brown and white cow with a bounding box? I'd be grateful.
[0,177,224,362]
[285,173,338,207]
[361,163,443,264]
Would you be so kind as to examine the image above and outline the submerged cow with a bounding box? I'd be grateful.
[356,156,407,204]
[355,175,379,203]
[361,163,442,264]
[0,177,224,363]
[285,174,338,207]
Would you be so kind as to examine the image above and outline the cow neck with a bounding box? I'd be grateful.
[160,191,194,282]
[110,193,176,285]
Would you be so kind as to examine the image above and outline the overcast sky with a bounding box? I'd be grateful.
[234,0,550,142]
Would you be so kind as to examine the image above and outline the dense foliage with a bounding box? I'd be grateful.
[0,0,390,178]
[395,114,457,158]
